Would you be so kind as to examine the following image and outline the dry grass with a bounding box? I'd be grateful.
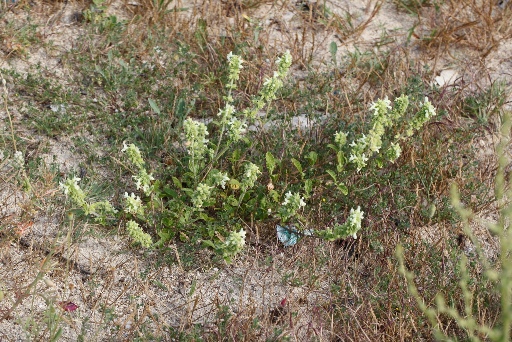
[0,0,511,340]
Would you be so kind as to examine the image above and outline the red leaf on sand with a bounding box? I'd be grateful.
[280,298,287,307]
[59,301,78,312]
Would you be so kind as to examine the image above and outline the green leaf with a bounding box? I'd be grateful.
[157,229,173,242]
[291,158,304,178]
[172,177,182,189]
[175,97,187,124]
[148,98,161,115]
[337,183,348,196]
[375,157,384,168]
[50,328,63,342]
[266,151,277,175]
[327,143,338,151]
[226,195,239,206]
[337,151,345,164]
[161,216,175,228]
[326,169,337,182]
[329,41,338,65]
[336,151,345,173]
[162,186,178,198]
[306,151,318,165]
[231,149,241,163]
[304,179,313,198]
[198,212,212,221]
[266,189,278,203]
[188,280,197,297]
[182,188,193,197]
[202,239,216,248]
[95,65,105,78]
[245,196,258,208]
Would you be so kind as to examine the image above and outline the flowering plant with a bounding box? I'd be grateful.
[60,51,293,262]
[328,95,436,194]
[58,50,438,260]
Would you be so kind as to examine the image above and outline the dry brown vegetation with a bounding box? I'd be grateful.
[1,0,511,340]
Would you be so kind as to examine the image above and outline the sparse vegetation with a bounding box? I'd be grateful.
[0,0,511,340]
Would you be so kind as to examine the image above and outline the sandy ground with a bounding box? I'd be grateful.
[1,0,512,340]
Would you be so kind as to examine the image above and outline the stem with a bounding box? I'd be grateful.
[189,150,198,185]
[498,112,512,342]
[237,188,247,211]
[200,82,235,182]
[0,72,16,152]
[213,84,234,158]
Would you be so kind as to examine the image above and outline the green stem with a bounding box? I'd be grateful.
[237,189,247,211]
[200,83,235,183]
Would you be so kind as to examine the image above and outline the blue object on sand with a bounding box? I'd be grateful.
[276,225,314,247]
